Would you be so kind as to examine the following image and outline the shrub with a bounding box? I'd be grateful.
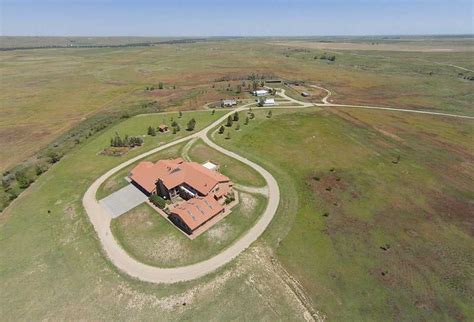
[46,150,62,164]
[225,193,235,204]
[218,125,225,134]
[149,194,166,209]
[15,170,33,189]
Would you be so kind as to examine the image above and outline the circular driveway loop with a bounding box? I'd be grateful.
[83,105,280,284]
[83,89,474,284]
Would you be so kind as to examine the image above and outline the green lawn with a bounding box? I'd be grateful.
[112,191,267,268]
[186,139,266,187]
[211,107,474,321]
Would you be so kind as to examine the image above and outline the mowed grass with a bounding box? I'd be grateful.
[112,191,266,268]
[211,107,474,321]
[2,39,473,171]
[186,139,266,187]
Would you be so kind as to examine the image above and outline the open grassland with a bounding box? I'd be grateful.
[112,191,266,268]
[1,38,473,171]
[211,107,474,321]
[0,109,311,320]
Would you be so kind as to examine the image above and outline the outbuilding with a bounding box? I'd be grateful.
[158,124,169,133]
[253,89,268,97]
[221,99,237,107]
[258,98,276,107]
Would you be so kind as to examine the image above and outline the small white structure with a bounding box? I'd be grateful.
[253,89,268,97]
[202,161,218,171]
[258,98,276,107]
[221,99,237,107]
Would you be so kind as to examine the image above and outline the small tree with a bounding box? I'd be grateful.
[211,109,215,115]
[244,116,249,125]
[158,82,164,89]
[233,111,239,122]
[175,124,181,132]
[226,115,233,127]
[225,131,231,140]
[149,194,166,209]
[186,118,196,131]
[172,127,177,134]
[235,123,240,131]
[218,125,225,134]
[171,120,178,127]
[15,170,32,189]
[267,110,272,118]
[236,85,242,93]
[147,126,156,136]
[179,111,183,118]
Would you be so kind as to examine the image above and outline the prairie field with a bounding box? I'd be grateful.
[1,37,473,320]
[1,37,473,171]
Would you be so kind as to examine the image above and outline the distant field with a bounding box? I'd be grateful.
[0,36,206,49]
[271,37,474,52]
[1,37,474,172]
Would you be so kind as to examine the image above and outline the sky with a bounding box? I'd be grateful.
[1,0,473,36]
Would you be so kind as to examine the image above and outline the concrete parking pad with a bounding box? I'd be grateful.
[99,184,148,218]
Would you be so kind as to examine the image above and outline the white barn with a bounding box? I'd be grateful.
[253,89,268,97]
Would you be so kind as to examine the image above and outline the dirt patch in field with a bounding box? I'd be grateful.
[307,170,351,206]
[429,191,474,236]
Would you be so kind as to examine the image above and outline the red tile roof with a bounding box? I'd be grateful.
[130,158,230,195]
[171,195,224,230]
[129,158,184,193]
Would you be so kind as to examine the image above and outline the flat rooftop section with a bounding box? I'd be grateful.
[202,161,218,170]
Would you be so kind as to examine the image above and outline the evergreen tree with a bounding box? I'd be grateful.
[186,118,196,131]
[235,123,240,131]
[225,131,231,140]
[244,116,249,125]
[179,111,183,118]
[226,115,233,127]
[172,127,177,134]
[147,126,156,136]
[218,125,225,134]
[158,82,164,89]
[267,110,272,118]
[233,112,239,122]
[211,109,215,115]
